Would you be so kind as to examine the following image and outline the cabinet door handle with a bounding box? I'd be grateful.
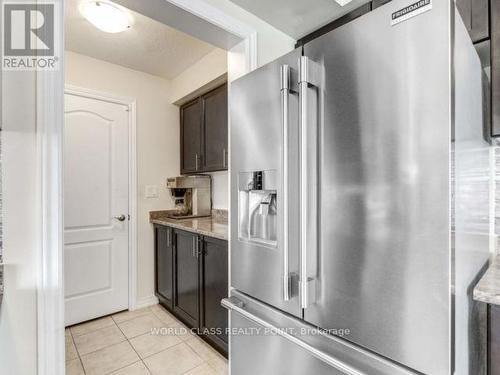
[195,153,200,171]
[167,229,171,247]
[192,236,197,257]
[222,148,227,169]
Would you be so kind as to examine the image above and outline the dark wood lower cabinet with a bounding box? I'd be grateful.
[490,305,500,374]
[173,229,200,328]
[154,225,228,356]
[154,225,173,309]
[200,237,228,353]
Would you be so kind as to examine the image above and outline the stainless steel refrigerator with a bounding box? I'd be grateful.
[225,0,489,374]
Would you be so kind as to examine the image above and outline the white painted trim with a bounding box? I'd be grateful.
[128,100,138,310]
[37,1,65,374]
[134,295,160,310]
[65,85,136,108]
[247,32,258,71]
[166,0,254,37]
[63,85,139,313]
[37,71,65,375]
[489,147,496,254]
[165,0,258,71]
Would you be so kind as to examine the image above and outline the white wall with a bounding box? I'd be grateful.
[0,68,39,375]
[65,51,179,305]
[170,48,227,104]
[202,0,296,68]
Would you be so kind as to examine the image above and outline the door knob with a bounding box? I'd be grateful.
[114,214,127,222]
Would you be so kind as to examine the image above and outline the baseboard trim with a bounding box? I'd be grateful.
[133,295,159,310]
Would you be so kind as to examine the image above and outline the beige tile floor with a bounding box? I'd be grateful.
[66,304,228,375]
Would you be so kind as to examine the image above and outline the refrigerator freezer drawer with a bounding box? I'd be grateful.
[224,291,417,375]
[230,310,348,375]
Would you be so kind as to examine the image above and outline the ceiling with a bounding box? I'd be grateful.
[65,0,218,80]
[228,0,372,39]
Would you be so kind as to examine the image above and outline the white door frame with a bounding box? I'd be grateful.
[64,84,138,313]
[165,0,258,71]
[37,1,258,374]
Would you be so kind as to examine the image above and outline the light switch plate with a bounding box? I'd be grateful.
[145,185,159,198]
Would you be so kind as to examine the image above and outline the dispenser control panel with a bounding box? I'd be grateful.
[238,170,277,247]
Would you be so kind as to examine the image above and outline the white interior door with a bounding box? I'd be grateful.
[64,92,129,326]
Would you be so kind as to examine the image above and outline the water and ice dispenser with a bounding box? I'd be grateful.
[238,170,278,247]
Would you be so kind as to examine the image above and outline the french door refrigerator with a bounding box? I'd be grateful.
[225,0,487,374]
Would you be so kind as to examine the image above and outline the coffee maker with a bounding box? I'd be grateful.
[166,176,211,219]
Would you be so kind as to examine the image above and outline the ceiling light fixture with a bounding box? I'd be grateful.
[334,0,353,6]
[80,1,133,33]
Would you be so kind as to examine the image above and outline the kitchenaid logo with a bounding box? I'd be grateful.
[2,1,61,70]
[391,0,432,26]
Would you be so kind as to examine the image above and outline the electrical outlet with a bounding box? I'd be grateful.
[145,185,159,198]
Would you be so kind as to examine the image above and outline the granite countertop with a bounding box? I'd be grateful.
[473,255,500,305]
[150,210,228,241]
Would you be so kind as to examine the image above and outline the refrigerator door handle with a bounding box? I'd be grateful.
[280,64,295,301]
[298,56,321,309]
[221,297,365,375]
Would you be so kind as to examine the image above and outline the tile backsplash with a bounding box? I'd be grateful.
[455,146,492,235]
[453,139,500,255]
[465,142,500,253]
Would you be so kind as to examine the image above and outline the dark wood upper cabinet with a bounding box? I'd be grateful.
[180,84,228,174]
[202,84,228,172]
[456,0,489,43]
[155,225,174,309]
[471,0,490,42]
[371,0,391,9]
[173,229,200,327]
[200,236,228,353]
[180,99,202,174]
